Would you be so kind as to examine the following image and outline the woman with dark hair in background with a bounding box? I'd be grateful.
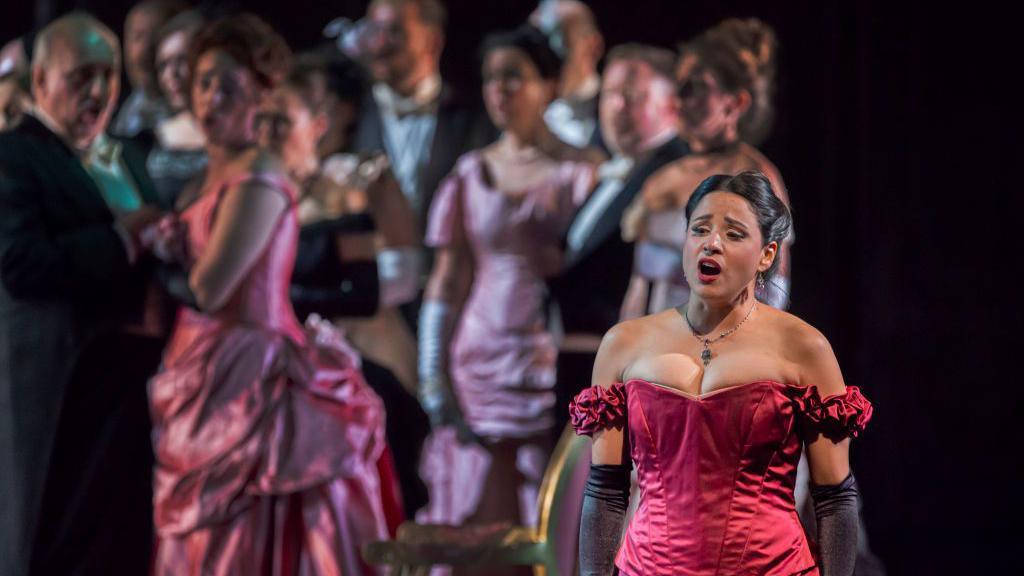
[148,15,390,574]
[279,51,423,395]
[415,25,599,557]
[573,171,870,576]
[111,0,188,140]
[257,56,431,520]
[621,18,792,319]
[146,10,207,207]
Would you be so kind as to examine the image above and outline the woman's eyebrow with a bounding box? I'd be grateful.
[724,216,749,230]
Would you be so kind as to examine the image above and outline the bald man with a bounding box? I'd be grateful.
[0,12,166,576]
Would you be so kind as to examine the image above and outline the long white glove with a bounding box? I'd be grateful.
[418,300,479,443]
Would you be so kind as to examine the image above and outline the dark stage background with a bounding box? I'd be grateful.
[3,1,1019,573]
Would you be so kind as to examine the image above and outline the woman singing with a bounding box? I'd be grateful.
[572,171,870,576]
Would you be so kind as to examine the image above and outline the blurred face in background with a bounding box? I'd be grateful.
[364,1,441,93]
[297,69,357,158]
[600,58,677,157]
[155,28,195,112]
[676,52,746,146]
[482,47,554,135]
[32,29,121,151]
[191,49,263,148]
[256,85,326,183]
[124,6,162,91]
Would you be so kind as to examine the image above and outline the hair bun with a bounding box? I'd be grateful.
[687,18,779,146]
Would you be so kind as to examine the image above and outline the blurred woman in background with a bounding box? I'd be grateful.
[148,15,390,574]
[415,26,599,569]
[621,18,791,319]
[146,10,207,207]
[257,53,431,520]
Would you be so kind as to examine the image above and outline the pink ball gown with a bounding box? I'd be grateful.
[571,379,873,575]
[149,173,391,575]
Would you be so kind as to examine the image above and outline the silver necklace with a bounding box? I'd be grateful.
[681,302,758,366]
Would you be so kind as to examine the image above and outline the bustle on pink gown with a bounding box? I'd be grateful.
[149,173,396,575]
[418,152,593,527]
[571,379,873,576]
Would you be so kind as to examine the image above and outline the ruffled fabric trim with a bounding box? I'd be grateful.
[788,385,874,440]
[569,383,627,436]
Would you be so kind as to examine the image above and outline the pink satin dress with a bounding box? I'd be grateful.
[571,379,873,576]
[418,151,593,527]
[149,173,390,575]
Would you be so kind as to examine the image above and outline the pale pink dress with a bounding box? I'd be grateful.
[417,151,593,527]
[149,173,390,575]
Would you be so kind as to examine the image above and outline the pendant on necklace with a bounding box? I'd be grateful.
[701,346,712,366]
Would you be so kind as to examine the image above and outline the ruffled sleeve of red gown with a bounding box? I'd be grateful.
[569,383,627,436]
[788,385,874,441]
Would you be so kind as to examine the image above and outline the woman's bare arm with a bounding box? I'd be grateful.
[589,322,639,465]
[794,324,852,484]
[189,176,289,312]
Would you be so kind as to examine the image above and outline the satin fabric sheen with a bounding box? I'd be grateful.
[417,151,593,527]
[149,174,392,575]
[572,379,873,576]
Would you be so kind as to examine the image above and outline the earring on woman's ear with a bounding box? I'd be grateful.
[756,272,766,292]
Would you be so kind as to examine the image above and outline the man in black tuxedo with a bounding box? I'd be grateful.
[550,44,689,433]
[0,13,168,576]
[353,0,495,232]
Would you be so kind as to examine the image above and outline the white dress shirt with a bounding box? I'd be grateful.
[372,75,441,212]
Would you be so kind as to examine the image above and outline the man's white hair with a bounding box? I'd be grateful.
[32,11,119,72]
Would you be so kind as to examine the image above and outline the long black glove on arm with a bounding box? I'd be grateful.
[811,472,861,576]
[579,463,631,576]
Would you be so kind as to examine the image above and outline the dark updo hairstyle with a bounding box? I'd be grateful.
[287,50,367,111]
[681,18,778,146]
[188,13,292,91]
[480,24,563,81]
[685,170,791,280]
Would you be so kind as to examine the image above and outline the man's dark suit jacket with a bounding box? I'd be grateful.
[352,83,497,233]
[550,136,690,337]
[0,115,163,576]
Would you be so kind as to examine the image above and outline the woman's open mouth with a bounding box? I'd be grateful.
[697,258,722,283]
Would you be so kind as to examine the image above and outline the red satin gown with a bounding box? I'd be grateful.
[571,379,873,576]
[149,173,393,575]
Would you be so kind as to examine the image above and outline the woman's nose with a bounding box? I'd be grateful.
[702,233,723,253]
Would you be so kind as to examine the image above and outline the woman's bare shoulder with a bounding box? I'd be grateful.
[762,306,834,365]
[246,148,286,176]
[602,309,680,356]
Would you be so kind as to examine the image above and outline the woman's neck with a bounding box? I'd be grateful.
[684,287,756,335]
[689,127,741,155]
[501,119,560,158]
[205,141,252,177]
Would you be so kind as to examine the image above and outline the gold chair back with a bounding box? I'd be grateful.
[531,425,592,575]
